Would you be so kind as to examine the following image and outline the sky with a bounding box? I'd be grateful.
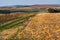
[0,0,60,6]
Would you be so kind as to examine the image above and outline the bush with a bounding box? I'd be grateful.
[48,8,60,13]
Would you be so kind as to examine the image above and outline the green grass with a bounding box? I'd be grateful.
[0,14,36,31]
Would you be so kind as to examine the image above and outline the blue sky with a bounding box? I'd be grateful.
[0,0,60,6]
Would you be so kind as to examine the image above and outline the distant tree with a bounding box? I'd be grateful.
[48,8,60,13]
[0,10,11,14]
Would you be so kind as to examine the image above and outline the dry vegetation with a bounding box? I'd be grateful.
[0,12,36,40]
[0,13,60,40]
[17,13,60,40]
[0,13,32,25]
[0,7,60,40]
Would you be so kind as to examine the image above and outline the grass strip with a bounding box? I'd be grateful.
[0,14,35,31]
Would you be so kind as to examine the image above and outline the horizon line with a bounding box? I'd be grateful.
[0,4,60,7]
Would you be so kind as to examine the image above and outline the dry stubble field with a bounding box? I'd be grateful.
[19,13,60,40]
[0,13,60,40]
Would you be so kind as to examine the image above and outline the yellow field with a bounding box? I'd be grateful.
[0,13,60,40]
[19,13,60,40]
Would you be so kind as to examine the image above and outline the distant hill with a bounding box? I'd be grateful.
[0,5,31,8]
[31,5,60,8]
[0,4,60,8]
